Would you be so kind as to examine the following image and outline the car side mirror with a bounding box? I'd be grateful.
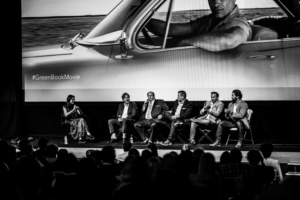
[61,33,85,50]
[115,32,133,60]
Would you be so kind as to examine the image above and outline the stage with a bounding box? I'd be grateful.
[24,135,300,164]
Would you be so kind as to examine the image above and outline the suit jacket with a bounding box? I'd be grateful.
[226,100,250,129]
[170,99,193,120]
[141,99,169,120]
[199,100,224,124]
[116,102,137,120]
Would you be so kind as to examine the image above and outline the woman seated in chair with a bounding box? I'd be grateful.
[62,94,95,143]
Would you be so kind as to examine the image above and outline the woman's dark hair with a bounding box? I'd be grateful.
[67,94,75,103]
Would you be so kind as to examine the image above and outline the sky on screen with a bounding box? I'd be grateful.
[22,0,278,18]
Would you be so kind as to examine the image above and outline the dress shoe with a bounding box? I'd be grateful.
[210,140,221,147]
[174,121,183,127]
[78,138,86,144]
[111,133,117,140]
[86,135,95,141]
[189,139,196,145]
[235,140,243,148]
[141,138,149,144]
[161,139,172,146]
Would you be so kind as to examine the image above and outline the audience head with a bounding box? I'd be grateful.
[57,148,68,159]
[123,141,132,152]
[46,144,59,158]
[38,138,49,150]
[230,148,243,163]
[101,145,116,163]
[128,147,140,158]
[247,149,263,165]
[198,153,216,182]
[141,149,153,162]
[260,142,274,158]
[193,147,205,158]
[220,151,230,165]
[18,138,33,156]
[146,143,158,157]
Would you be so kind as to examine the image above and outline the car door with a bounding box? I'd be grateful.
[281,38,300,100]
[105,0,286,101]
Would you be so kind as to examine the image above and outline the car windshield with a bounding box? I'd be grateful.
[84,0,149,40]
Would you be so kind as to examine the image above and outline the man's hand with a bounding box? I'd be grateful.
[157,115,162,120]
[118,118,123,122]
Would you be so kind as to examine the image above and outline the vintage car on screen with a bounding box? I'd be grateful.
[22,0,300,101]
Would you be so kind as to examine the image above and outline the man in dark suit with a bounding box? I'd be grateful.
[108,93,138,142]
[210,89,249,148]
[134,91,169,144]
[162,90,193,146]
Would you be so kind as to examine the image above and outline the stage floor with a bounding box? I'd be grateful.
[21,136,300,164]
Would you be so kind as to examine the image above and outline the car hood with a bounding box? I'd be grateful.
[22,47,73,58]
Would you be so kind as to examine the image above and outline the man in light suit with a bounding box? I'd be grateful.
[210,89,249,148]
[108,92,138,143]
[134,91,169,144]
[189,91,224,145]
[162,90,193,146]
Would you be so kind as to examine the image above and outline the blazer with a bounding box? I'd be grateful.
[141,99,169,120]
[116,101,138,120]
[199,100,224,124]
[226,100,250,129]
[170,99,193,120]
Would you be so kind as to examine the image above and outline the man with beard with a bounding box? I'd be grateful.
[146,0,252,51]
[108,92,138,143]
[210,89,249,148]
[188,91,224,145]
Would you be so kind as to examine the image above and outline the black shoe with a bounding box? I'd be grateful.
[78,138,86,144]
[107,139,117,143]
[189,139,196,145]
[86,135,95,141]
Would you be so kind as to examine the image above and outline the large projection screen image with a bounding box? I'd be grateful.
[22,0,300,102]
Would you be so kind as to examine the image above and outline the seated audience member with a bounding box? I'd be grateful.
[108,92,138,143]
[260,142,283,184]
[189,91,224,145]
[17,138,34,159]
[116,141,132,163]
[219,151,231,166]
[44,144,59,171]
[246,149,275,193]
[191,147,205,174]
[220,148,251,178]
[33,138,49,164]
[189,153,222,199]
[210,89,249,148]
[134,91,169,144]
[62,94,95,143]
[146,0,252,51]
[162,90,193,146]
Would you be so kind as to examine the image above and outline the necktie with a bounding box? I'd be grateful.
[146,101,152,119]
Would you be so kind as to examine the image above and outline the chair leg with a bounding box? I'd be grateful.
[226,134,230,145]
